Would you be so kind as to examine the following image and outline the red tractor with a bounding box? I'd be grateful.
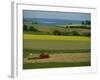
[39,53,50,59]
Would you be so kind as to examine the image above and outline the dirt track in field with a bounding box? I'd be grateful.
[23,53,90,63]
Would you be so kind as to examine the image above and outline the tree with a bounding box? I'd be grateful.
[34,22,38,24]
[53,30,61,35]
[32,22,38,24]
[72,31,80,36]
[23,25,28,31]
[83,32,91,37]
[81,20,91,25]
[66,25,70,28]
[81,21,85,25]
[85,20,91,25]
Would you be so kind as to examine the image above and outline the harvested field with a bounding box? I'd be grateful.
[23,53,90,69]
[24,53,90,63]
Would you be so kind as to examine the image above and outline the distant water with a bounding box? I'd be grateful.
[24,18,82,25]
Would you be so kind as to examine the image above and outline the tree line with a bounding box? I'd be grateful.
[23,25,39,32]
[23,25,90,37]
[53,30,90,36]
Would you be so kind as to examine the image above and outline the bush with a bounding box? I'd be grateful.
[53,30,61,35]
[81,20,91,25]
[72,31,80,36]
[83,32,91,37]
[69,26,90,29]
[32,22,38,24]
[23,25,28,31]
[29,26,39,32]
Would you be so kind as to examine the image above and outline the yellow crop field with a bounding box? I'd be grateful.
[23,34,90,41]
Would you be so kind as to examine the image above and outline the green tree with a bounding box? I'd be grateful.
[53,30,61,35]
[81,20,91,25]
[81,21,85,25]
[29,26,38,32]
[32,21,38,24]
[85,20,91,25]
[34,22,38,24]
[23,25,28,31]
[83,32,91,37]
[72,31,80,36]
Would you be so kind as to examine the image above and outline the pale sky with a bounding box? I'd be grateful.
[23,10,91,21]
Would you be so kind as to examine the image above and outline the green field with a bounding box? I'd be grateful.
[23,62,90,69]
[23,23,90,36]
[23,11,91,69]
[23,20,91,69]
[24,40,90,50]
[23,34,90,50]
[23,34,91,69]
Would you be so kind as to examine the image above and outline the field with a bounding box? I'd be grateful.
[23,19,91,69]
[23,11,91,69]
[23,34,91,69]
[23,24,90,35]
[23,53,90,69]
[24,34,90,41]
[24,40,90,50]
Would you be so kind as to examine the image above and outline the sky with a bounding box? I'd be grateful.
[23,10,91,21]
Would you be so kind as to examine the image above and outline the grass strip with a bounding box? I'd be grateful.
[23,61,91,69]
